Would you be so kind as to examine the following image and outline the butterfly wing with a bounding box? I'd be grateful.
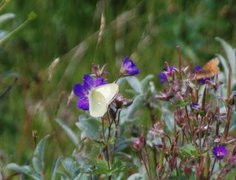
[89,83,119,117]
[89,89,107,117]
[94,83,119,104]
[195,58,219,79]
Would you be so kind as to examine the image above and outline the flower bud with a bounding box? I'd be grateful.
[132,136,146,151]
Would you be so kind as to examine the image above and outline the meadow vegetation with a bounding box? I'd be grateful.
[0,1,236,179]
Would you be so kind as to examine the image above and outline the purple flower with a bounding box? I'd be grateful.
[73,75,107,110]
[212,145,227,160]
[121,56,140,76]
[194,66,211,84]
[159,72,168,83]
[194,65,202,72]
[191,102,200,110]
[164,66,176,74]
[158,66,176,84]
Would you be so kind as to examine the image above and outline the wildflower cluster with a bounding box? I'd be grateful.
[148,56,235,179]
[7,46,236,180]
[74,54,235,179]
[71,54,235,179]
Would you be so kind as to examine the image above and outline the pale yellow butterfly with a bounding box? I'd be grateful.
[89,83,119,117]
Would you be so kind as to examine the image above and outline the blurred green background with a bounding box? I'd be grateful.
[0,0,236,176]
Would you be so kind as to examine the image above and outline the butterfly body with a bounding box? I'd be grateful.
[195,58,220,80]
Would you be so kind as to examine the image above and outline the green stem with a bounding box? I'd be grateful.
[184,106,193,137]
[224,60,232,140]
[0,0,11,11]
[140,151,152,180]
[147,104,157,175]
[210,158,217,177]
[177,46,182,80]
[0,11,37,46]
[223,106,232,140]
[102,114,113,179]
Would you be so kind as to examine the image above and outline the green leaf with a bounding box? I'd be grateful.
[0,71,20,78]
[75,115,100,139]
[56,171,69,180]
[179,144,199,159]
[61,157,80,179]
[92,160,109,175]
[216,37,236,78]
[76,154,92,173]
[120,94,143,123]
[175,98,190,107]
[127,173,144,180]
[32,134,50,174]
[74,173,91,180]
[161,107,174,132]
[56,119,79,146]
[126,76,142,94]
[216,54,228,81]
[51,157,63,180]
[111,160,128,174]
[225,168,236,180]
[141,75,154,92]
[6,163,40,180]
[0,13,15,24]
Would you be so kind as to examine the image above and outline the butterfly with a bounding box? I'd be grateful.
[194,58,220,80]
[89,83,119,117]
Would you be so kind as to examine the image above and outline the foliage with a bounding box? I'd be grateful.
[4,43,236,179]
[1,1,236,179]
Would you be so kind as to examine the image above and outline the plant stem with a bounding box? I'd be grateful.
[210,158,217,177]
[102,114,113,179]
[223,59,232,140]
[140,151,152,180]
[223,106,232,140]
[147,104,158,174]
[177,46,182,80]
[184,106,193,137]
[0,12,37,46]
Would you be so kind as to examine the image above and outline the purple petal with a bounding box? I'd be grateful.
[95,77,107,87]
[191,102,200,110]
[164,66,176,74]
[121,56,140,76]
[77,97,89,110]
[212,145,227,160]
[198,77,211,84]
[83,74,95,90]
[73,83,87,98]
[159,72,168,83]
[194,65,202,73]
[128,67,140,76]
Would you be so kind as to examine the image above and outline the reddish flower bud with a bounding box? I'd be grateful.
[132,136,146,151]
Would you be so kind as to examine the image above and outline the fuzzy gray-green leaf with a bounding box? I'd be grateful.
[51,156,63,180]
[216,37,236,78]
[75,115,100,139]
[6,163,40,180]
[141,74,154,92]
[32,134,50,174]
[120,94,143,123]
[56,119,79,146]
[126,76,142,94]
[216,54,228,81]
[61,157,80,179]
